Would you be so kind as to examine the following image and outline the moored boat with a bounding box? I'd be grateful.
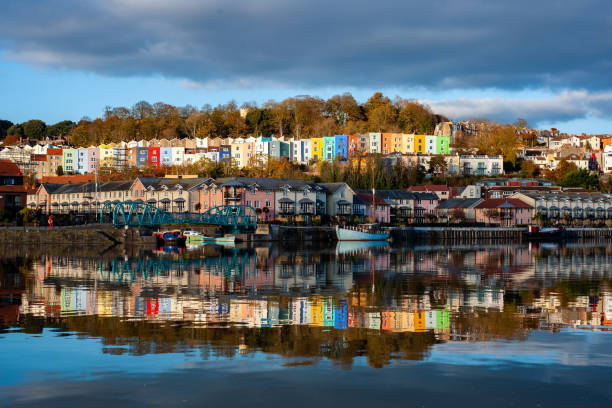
[182,229,204,243]
[523,225,566,240]
[154,230,186,246]
[335,225,389,241]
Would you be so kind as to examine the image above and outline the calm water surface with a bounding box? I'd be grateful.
[1,241,612,407]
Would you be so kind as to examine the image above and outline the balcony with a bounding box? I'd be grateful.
[279,198,295,215]
[299,198,315,215]
[336,200,352,216]
[223,192,242,201]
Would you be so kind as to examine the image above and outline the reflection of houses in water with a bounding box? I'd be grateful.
[15,244,612,337]
[0,263,25,323]
[448,288,505,312]
[534,251,612,281]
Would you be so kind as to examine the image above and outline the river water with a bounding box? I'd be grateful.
[1,241,612,407]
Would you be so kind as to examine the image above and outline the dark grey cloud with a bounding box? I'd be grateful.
[0,0,611,91]
[428,90,612,124]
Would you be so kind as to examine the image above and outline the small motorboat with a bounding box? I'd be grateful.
[153,230,186,246]
[523,225,566,241]
[182,229,204,243]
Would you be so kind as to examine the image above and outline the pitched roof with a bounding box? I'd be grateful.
[475,198,533,209]
[318,182,348,193]
[409,184,450,192]
[0,160,22,176]
[368,189,416,200]
[436,198,482,209]
[355,192,388,206]
[40,175,95,184]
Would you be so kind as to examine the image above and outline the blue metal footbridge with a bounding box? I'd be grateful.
[100,201,257,231]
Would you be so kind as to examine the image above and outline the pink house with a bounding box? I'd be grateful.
[412,192,438,222]
[474,198,533,227]
[242,184,276,221]
[87,147,99,173]
[355,192,390,223]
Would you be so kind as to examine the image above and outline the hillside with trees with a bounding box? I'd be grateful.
[2,93,447,147]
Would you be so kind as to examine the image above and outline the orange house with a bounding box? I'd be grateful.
[381,133,393,154]
[347,135,359,159]
[199,181,224,212]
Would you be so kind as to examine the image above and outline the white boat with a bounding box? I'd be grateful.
[213,236,236,244]
[335,225,389,241]
[183,230,205,243]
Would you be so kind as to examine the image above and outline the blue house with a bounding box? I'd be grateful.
[323,136,336,161]
[334,135,348,161]
[160,147,172,167]
[77,148,88,174]
[136,147,149,167]
[219,145,231,162]
[269,141,290,158]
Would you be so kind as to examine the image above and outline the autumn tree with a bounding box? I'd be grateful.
[473,123,519,164]
[519,160,539,178]
[428,155,448,176]
[364,92,396,131]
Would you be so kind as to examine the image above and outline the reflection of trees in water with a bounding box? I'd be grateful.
[16,315,438,369]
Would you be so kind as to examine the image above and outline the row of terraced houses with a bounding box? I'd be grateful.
[2,133,503,179]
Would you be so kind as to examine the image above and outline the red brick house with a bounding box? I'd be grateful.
[0,160,26,211]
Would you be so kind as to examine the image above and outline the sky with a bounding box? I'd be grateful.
[1,0,612,133]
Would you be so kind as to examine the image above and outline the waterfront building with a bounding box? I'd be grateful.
[512,191,612,222]
[354,191,390,223]
[435,198,483,222]
[319,182,355,218]
[474,198,533,226]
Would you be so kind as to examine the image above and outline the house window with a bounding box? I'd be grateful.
[254,201,260,208]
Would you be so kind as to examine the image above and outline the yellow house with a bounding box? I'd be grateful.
[401,134,415,154]
[99,143,114,167]
[414,135,426,154]
[231,141,255,168]
[389,133,403,153]
[311,137,324,161]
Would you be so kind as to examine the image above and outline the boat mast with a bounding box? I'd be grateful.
[371,160,375,223]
